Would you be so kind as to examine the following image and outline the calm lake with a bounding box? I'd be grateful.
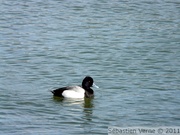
[0,0,180,134]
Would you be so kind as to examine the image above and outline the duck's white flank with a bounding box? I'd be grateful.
[62,86,85,98]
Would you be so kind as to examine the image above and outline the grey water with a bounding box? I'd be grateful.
[0,0,180,134]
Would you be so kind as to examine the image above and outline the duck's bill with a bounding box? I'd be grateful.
[93,83,99,88]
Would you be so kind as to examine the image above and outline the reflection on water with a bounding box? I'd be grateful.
[53,96,94,121]
[83,98,94,122]
[84,98,94,108]
[52,96,94,134]
[52,96,94,108]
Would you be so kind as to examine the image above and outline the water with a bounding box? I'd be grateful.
[0,0,180,134]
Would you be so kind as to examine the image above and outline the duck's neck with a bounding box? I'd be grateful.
[85,89,94,98]
[82,85,94,98]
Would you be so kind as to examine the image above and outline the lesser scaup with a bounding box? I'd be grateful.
[51,76,99,98]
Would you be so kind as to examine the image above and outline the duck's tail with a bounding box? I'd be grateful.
[50,90,55,94]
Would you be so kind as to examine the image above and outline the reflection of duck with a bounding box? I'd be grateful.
[52,96,94,108]
[84,98,94,108]
[53,96,84,105]
[52,96,94,130]
[51,76,99,98]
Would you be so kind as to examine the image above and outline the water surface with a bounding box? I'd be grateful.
[0,0,180,134]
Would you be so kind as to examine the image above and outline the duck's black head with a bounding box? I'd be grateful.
[82,76,94,89]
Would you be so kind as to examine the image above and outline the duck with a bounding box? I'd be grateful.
[51,76,99,98]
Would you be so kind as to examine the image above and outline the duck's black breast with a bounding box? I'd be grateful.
[51,87,70,97]
[85,89,94,98]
